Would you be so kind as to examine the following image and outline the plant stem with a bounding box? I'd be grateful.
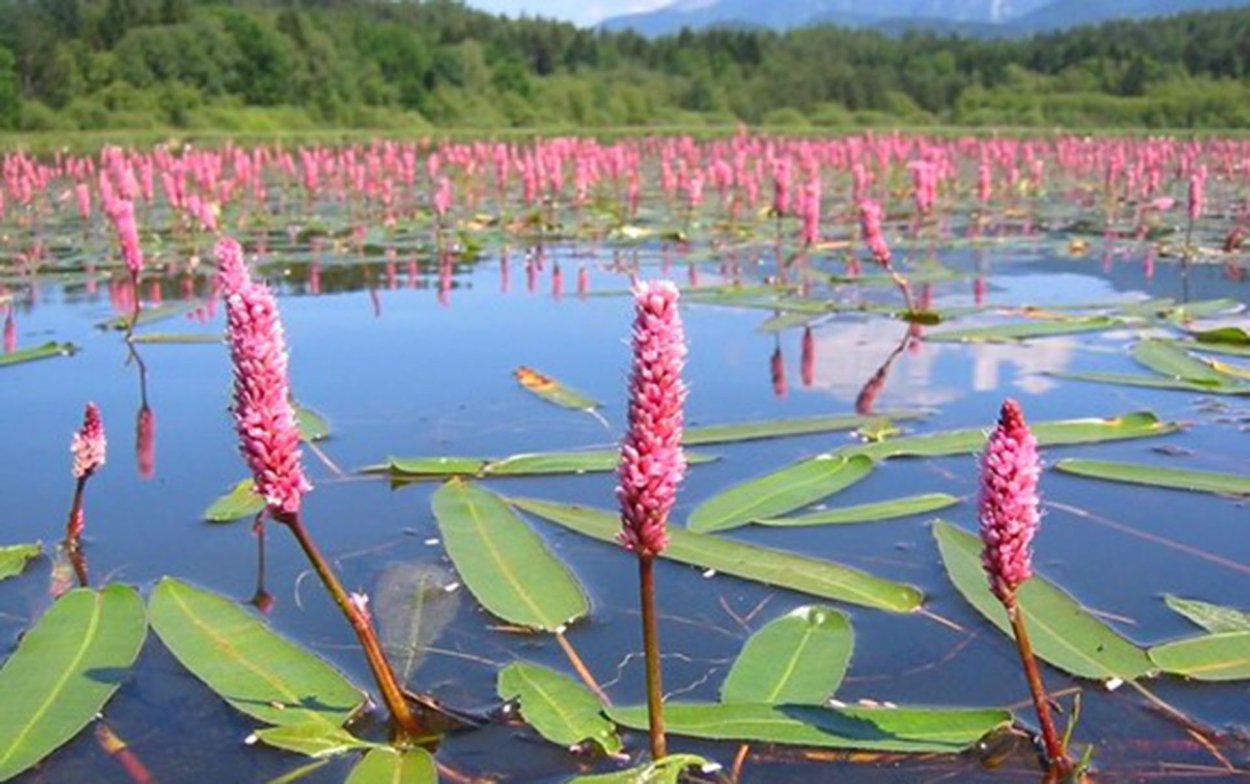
[64,475,90,587]
[1006,596,1071,775]
[638,553,667,761]
[278,510,425,744]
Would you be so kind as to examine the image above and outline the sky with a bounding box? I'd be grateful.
[466,0,671,27]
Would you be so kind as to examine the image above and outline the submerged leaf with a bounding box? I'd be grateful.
[1164,596,1250,634]
[509,497,922,613]
[0,585,147,782]
[345,748,438,784]
[432,481,588,631]
[148,578,365,728]
[1055,459,1250,496]
[0,543,41,582]
[688,453,874,533]
[203,479,265,523]
[759,494,959,527]
[375,562,460,686]
[607,702,1011,753]
[721,606,852,704]
[1149,632,1250,681]
[294,406,330,442]
[497,662,622,754]
[934,522,1152,681]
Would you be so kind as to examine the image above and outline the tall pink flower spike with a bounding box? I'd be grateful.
[979,398,1040,602]
[220,239,311,517]
[617,280,688,557]
[978,399,1072,776]
[71,402,107,479]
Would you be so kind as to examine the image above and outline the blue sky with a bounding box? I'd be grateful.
[467,0,670,26]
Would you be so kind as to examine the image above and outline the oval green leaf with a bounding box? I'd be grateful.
[1132,340,1242,386]
[253,722,380,758]
[567,755,709,784]
[0,543,40,581]
[486,450,715,477]
[759,493,959,527]
[148,577,365,728]
[432,481,589,632]
[509,497,922,613]
[295,406,330,443]
[1055,458,1250,496]
[1164,595,1250,634]
[682,412,927,446]
[515,366,600,411]
[497,661,622,754]
[127,332,223,345]
[345,748,438,784]
[927,316,1121,343]
[688,453,875,533]
[0,585,147,782]
[721,605,852,704]
[606,702,1011,753]
[203,479,265,523]
[1052,371,1246,394]
[0,342,75,368]
[1149,632,1250,681]
[933,522,1153,681]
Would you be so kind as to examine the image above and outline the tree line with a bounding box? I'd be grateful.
[1,0,1248,132]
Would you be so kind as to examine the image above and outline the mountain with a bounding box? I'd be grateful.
[599,0,1250,35]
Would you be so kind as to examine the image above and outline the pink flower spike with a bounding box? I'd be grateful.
[71,402,107,479]
[978,399,1041,602]
[216,236,248,296]
[224,239,311,518]
[617,280,687,557]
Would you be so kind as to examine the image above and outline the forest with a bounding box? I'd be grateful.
[1,0,1249,133]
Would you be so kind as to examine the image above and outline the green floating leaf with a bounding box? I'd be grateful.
[926,316,1122,343]
[0,585,147,782]
[203,479,265,523]
[0,342,76,368]
[760,494,959,527]
[367,451,715,479]
[253,723,380,758]
[345,748,438,784]
[497,661,622,754]
[1132,340,1242,387]
[148,578,364,728]
[1164,595,1250,634]
[855,411,1176,461]
[509,497,922,613]
[934,522,1152,681]
[1055,459,1250,496]
[567,755,710,784]
[1149,632,1250,681]
[98,304,190,330]
[432,481,588,632]
[1161,298,1242,323]
[1051,371,1247,394]
[607,702,1010,753]
[722,606,852,704]
[295,406,330,443]
[376,562,460,687]
[682,411,927,446]
[0,543,41,581]
[515,366,601,411]
[127,332,222,345]
[688,453,874,533]
[1192,326,1250,347]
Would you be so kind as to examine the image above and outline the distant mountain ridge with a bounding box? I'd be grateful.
[599,0,1250,35]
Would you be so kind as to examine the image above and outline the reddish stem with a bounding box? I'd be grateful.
[638,554,667,760]
[1006,595,1072,776]
[277,510,426,744]
[64,475,90,587]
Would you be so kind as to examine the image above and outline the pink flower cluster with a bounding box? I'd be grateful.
[617,281,688,557]
[71,402,107,479]
[978,399,1041,602]
[858,199,891,266]
[220,237,311,517]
